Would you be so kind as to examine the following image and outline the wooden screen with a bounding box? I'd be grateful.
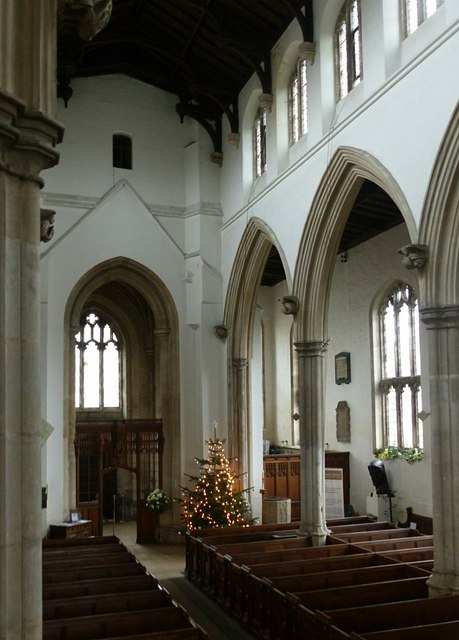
[75,419,163,541]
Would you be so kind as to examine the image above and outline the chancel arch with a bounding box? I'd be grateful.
[64,257,180,542]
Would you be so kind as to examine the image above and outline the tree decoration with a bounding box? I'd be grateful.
[180,437,256,531]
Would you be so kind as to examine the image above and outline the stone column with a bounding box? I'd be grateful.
[421,305,459,597]
[0,93,62,639]
[294,341,330,544]
[230,358,249,485]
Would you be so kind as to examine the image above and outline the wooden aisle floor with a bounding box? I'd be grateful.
[104,521,256,640]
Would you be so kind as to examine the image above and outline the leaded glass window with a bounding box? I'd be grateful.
[289,59,308,145]
[254,107,267,178]
[379,283,422,449]
[403,0,444,37]
[335,0,362,100]
[75,313,121,410]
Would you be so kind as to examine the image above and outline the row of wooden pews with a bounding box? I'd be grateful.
[43,535,208,640]
[185,515,459,639]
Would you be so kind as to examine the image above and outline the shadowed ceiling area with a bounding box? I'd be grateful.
[57,0,313,152]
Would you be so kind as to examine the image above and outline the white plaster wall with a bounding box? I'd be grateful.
[220,2,459,297]
[257,283,294,448]
[41,76,224,521]
[325,224,432,519]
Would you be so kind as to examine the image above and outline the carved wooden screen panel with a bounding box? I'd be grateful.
[75,420,163,538]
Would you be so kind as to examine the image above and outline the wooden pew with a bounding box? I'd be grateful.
[246,565,428,639]
[241,551,398,580]
[43,588,171,620]
[43,560,146,584]
[43,574,159,600]
[43,606,198,640]
[352,535,433,553]
[293,576,429,610]
[357,620,459,639]
[265,563,429,594]
[43,551,137,570]
[328,527,424,544]
[321,594,459,636]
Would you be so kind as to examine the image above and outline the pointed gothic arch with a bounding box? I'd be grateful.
[419,104,459,306]
[63,257,180,540]
[224,219,292,480]
[292,147,416,540]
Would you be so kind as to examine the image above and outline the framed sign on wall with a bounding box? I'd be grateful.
[335,352,351,385]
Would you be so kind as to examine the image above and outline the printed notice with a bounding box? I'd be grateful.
[325,468,344,519]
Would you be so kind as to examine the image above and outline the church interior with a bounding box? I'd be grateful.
[1,0,459,638]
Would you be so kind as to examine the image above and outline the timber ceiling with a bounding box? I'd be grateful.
[57,0,313,152]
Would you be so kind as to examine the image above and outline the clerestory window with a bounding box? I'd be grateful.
[378,283,422,449]
[253,107,267,178]
[75,312,121,410]
[403,0,444,37]
[289,58,308,145]
[335,0,362,100]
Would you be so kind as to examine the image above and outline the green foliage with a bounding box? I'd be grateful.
[374,446,424,464]
[179,437,257,531]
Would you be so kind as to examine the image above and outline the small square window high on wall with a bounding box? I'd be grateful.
[113,133,132,169]
[403,0,444,37]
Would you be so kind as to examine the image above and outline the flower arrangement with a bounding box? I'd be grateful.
[374,446,424,464]
[146,488,170,513]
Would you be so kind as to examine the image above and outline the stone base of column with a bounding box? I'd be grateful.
[298,521,330,546]
[427,571,459,598]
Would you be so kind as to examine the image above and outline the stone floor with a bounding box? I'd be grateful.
[104,521,256,640]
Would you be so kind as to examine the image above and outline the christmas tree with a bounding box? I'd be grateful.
[180,437,256,531]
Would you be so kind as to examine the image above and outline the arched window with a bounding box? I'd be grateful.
[253,107,267,178]
[403,0,444,37]
[289,58,308,145]
[335,0,362,100]
[75,312,121,410]
[113,134,132,169]
[378,283,422,449]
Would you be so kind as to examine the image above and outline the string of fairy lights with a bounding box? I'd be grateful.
[181,438,253,531]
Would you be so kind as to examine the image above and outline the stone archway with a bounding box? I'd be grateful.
[417,104,459,596]
[224,219,292,485]
[292,147,416,543]
[63,257,181,540]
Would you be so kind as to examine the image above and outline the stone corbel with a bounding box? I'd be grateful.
[280,295,299,316]
[40,208,55,242]
[215,324,228,340]
[398,244,429,270]
[58,0,113,41]
[227,132,240,149]
[258,93,273,113]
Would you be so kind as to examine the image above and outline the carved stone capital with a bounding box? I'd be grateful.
[294,340,328,357]
[0,91,63,184]
[398,244,429,270]
[233,358,248,370]
[214,324,228,340]
[280,295,299,316]
[258,93,273,113]
[420,304,459,330]
[40,209,55,243]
